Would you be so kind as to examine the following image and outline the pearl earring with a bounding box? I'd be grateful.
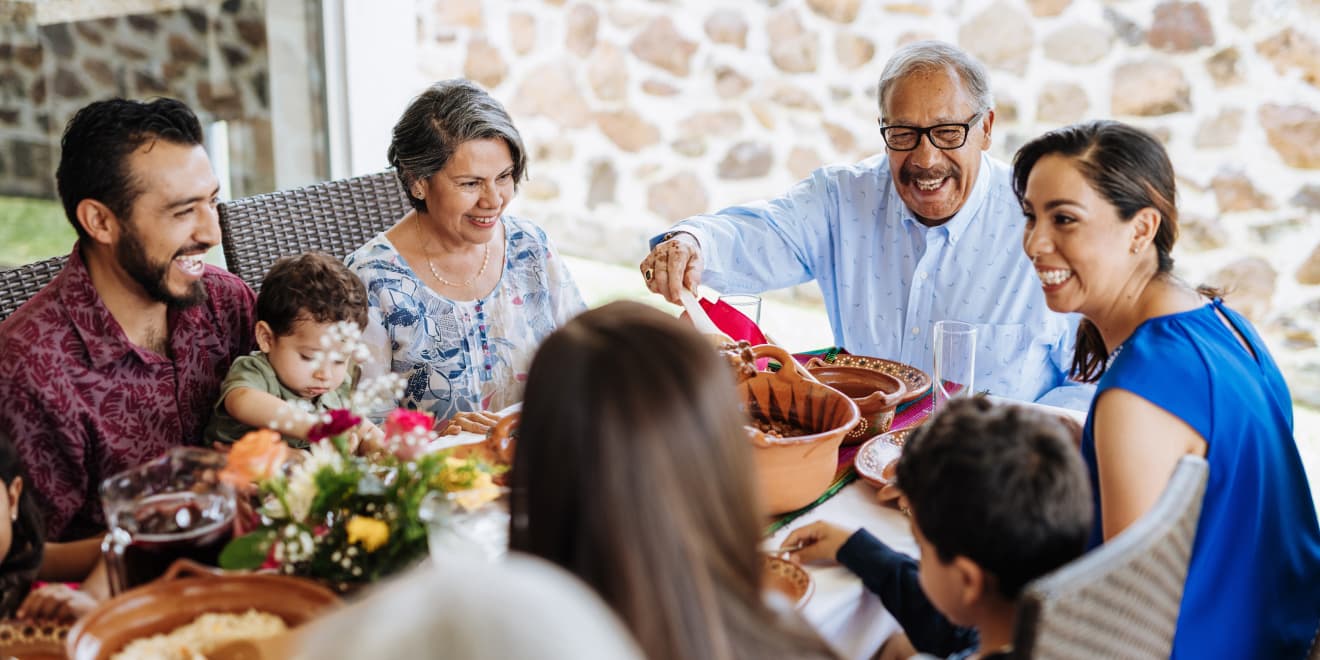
[1130,245,1140,254]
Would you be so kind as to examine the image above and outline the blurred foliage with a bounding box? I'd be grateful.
[0,196,75,267]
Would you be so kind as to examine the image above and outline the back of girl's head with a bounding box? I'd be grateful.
[0,431,44,617]
[510,301,832,660]
[1012,120,1183,381]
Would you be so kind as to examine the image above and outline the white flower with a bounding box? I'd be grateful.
[276,442,344,522]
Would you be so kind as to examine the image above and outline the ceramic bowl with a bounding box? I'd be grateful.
[762,555,814,611]
[0,620,67,660]
[67,560,339,660]
[854,433,905,489]
[742,345,860,515]
[807,354,930,405]
[805,364,907,444]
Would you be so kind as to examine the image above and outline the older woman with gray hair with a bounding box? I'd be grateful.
[347,79,584,429]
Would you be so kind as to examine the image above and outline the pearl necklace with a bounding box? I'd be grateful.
[415,214,491,288]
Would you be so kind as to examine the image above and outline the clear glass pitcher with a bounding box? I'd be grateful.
[99,447,236,595]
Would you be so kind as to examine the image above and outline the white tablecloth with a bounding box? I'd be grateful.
[769,398,1087,660]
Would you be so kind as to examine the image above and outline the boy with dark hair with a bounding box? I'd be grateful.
[784,396,1093,659]
[206,252,377,448]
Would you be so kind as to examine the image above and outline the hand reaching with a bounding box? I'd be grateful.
[638,233,704,304]
[781,520,857,565]
[17,584,99,622]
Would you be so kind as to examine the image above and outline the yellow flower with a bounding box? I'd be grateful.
[345,515,390,552]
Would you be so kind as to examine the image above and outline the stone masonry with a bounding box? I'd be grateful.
[0,0,273,198]
[414,0,1320,404]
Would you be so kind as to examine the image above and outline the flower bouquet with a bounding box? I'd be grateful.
[217,407,505,589]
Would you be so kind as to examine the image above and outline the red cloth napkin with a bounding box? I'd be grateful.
[699,297,768,345]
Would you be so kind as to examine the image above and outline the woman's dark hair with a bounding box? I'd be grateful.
[897,396,1092,600]
[388,79,527,213]
[256,252,369,336]
[509,301,836,660]
[56,97,205,240]
[1012,119,1210,382]
[0,431,44,617]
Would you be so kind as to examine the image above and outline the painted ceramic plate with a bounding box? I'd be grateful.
[762,555,814,611]
[853,430,910,489]
[809,354,930,405]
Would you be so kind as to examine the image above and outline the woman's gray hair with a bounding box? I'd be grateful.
[388,78,528,213]
[876,40,995,119]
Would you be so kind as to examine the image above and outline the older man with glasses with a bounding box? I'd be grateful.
[639,40,1092,409]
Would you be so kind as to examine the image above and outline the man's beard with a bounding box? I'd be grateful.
[116,223,208,308]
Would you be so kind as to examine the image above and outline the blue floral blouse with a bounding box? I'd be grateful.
[346,216,585,422]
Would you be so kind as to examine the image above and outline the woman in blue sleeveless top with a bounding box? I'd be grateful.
[1013,120,1320,658]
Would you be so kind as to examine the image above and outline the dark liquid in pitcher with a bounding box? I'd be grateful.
[115,492,234,589]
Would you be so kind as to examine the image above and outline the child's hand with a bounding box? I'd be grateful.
[352,421,387,457]
[781,520,857,565]
[17,584,99,622]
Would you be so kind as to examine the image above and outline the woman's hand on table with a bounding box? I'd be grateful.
[781,520,857,565]
[16,584,98,622]
[441,411,503,435]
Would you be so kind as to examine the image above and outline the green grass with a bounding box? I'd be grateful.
[0,196,76,266]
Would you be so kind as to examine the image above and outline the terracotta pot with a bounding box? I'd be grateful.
[805,362,907,444]
[742,345,860,515]
[67,560,339,660]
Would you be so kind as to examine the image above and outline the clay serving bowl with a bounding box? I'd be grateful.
[762,555,814,611]
[807,354,930,405]
[742,345,860,515]
[805,363,907,444]
[67,560,339,660]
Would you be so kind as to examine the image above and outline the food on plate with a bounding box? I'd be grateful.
[110,609,287,660]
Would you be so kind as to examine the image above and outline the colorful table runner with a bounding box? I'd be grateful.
[764,348,942,535]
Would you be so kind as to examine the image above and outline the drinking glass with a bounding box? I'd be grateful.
[933,320,977,413]
[719,294,763,325]
[100,447,236,595]
[421,488,510,563]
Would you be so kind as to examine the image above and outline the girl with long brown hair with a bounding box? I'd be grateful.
[509,301,836,660]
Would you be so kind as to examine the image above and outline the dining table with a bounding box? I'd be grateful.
[767,396,1087,660]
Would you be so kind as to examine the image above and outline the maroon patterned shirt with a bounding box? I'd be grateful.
[0,247,255,541]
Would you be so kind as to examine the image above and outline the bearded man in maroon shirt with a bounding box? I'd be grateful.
[0,99,256,564]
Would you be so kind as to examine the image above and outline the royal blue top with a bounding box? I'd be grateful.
[1082,299,1320,658]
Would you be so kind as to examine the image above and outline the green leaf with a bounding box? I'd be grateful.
[219,529,277,570]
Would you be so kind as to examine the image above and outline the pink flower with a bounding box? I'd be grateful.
[384,409,434,439]
[308,409,362,444]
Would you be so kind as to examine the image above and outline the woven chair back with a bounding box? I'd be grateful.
[1014,454,1209,660]
[219,170,410,291]
[0,255,68,324]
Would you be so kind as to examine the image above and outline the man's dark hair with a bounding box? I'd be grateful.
[55,97,205,240]
[896,396,1093,600]
[256,252,369,337]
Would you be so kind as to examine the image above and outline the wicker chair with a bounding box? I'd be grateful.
[1013,454,1209,660]
[0,255,68,323]
[218,170,410,291]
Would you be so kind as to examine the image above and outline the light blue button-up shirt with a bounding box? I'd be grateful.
[657,153,1094,410]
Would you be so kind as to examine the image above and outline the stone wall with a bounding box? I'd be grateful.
[411,0,1320,405]
[0,0,275,198]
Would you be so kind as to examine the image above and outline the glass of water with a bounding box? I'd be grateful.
[719,294,763,325]
[933,320,977,413]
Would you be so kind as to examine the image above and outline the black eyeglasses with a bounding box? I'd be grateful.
[878,112,984,151]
